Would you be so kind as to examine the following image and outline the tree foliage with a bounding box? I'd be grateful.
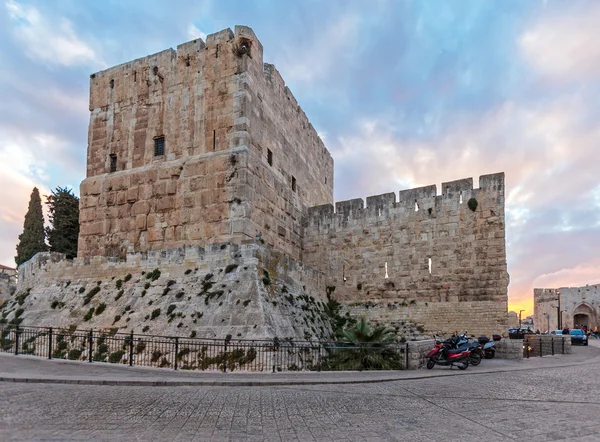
[15,187,47,266]
[46,187,80,259]
[325,317,403,371]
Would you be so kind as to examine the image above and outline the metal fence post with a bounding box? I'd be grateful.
[525,338,529,359]
[551,337,554,355]
[14,325,19,356]
[539,337,543,357]
[223,339,227,373]
[405,343,409,370]
[48,327,53,359]
[562,337,565,354]
[88,329,93,363]
[129,331,134,367]
[174,337,179,371]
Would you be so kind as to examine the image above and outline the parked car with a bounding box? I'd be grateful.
[570,329,588,346]
[550,330,563,335]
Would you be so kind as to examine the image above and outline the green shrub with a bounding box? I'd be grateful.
[50,300,64,309]
[14,308,24,318]
[467,197,478,212]
[184,269,192,275]
[190,331,196,338]
[166,280,176,287]
[109,350,125,363]
[146,268,161,281]
[243,299,251,307]
[78,287,85,294]
[115,279,123,289]
[150,309,161,320]
[144,282,150,290]
[135,341,146,353]
[142,326,150,333]
[83,308,95,321]
[115,289,124,301]
[83,286,101,305]
[16,292,29,306]
[167,304,176,315]
[225,264,238,274]
[124,274,132,282]
[151,350,162,362]
[113,315,121,324]
[140,290,146,297]
[68,349,82,360]
[175,291,184,299]
[162,287,171,297]
[95,303,106,315]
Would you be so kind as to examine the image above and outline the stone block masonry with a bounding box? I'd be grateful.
[14,25,509,342]
[303,173,508,337]
[81,26,333,261]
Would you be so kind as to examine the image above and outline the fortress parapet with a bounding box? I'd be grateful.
[303,173,507,335]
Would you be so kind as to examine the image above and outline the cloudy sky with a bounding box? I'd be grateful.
[1,0,599,314]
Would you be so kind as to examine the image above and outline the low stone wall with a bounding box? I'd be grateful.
[495,339,523,360]
[407,339,434,369]
[523,335,571,357]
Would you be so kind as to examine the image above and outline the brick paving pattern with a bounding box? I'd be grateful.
[1,344,600,440]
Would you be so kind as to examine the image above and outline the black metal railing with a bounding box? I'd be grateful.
[0,325,408,372]
[522,335,567,358]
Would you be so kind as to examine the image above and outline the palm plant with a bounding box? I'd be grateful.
[325,318,402,371]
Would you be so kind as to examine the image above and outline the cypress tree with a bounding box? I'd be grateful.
[15,187,47,266]
[45,187,80,259]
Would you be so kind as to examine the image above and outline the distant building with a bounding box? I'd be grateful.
[534,284,600,332]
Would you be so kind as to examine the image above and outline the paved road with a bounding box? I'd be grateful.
[1,343,600,441]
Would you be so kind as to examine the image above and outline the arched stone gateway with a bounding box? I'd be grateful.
[572,303,597,330]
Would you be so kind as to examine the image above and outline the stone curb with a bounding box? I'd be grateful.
[1,356,598,387]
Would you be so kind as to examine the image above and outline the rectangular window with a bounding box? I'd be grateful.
[154,136,165,156]
[267,149,273,166]
[109,154,117,173]
[292,176,297,192]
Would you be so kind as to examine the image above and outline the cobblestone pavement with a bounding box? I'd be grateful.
[1,344,600,441]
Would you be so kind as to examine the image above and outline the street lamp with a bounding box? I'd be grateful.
[519,309,525,329]
[556,291,562,329]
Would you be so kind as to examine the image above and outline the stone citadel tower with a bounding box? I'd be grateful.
[80,26,332,262]
[16,26,508,337]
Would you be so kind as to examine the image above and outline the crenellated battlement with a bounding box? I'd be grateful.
[307,173,504,226]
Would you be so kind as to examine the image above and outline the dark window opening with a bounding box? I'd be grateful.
[292,176,297,192]
[213,130,216,151]
[152,66,159,76]
[154,137,165,156]
[267,149,273,166]
[109,79,114,89]
[109,154,117,173]
[133,71,137,82]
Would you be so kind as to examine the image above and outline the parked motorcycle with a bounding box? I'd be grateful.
[426,338,471,370]
[477,334,502,359]
[453,334,483,366]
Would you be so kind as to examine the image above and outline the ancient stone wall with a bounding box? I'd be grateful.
[534,284,600,332]
[80,26,333,260]
[303,173,508,336]
[14,243,329,340]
